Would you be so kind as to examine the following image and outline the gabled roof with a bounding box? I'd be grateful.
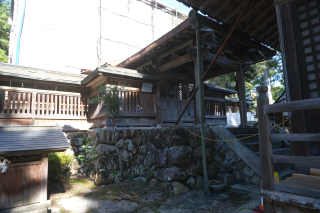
[0,63,84,85]
[82,66,163,86]
[176,0,279,50]
[0,126,69,155]
[204,83,237,94]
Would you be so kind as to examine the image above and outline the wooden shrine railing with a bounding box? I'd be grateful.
[256,85,320,211]
[204,97,227,125]
[89,91,156,127]
[0,86,88,120]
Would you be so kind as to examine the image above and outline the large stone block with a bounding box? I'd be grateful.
[162,128,189,147]
[243,166,255,178]
[172,182,188,195]
[144,153,155,168]
[156,148,168,168]
[70,138,84,147]
[148,128,162,148]
[206,146,215,162]
[95,169,114,185]
[132,130,145,146]
[195,176,204,189]
[119,149,133,163]
[208,161,220,179]
[95,144,118,156]
[154,168,188,182]
[66,132,87,139]
[157,182,172,192]
[134,177,147,184]
[194,147,202,159]
[188,127,201,148]
[167,146,193,168]
[95,156,120,171]
[186,177,195,188]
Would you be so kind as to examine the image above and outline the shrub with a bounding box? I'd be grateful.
[48,152,73,181]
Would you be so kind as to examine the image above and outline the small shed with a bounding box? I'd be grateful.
[0,126,69,213]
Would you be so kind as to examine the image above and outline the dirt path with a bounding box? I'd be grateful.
[48,178,259,213]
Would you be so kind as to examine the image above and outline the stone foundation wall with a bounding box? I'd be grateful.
[67,127,260,192]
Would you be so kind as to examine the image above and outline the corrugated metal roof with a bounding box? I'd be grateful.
[0,63,85,85]
[0,126,70,154]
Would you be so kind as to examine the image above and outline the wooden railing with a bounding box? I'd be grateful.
[119,91,155,114]
[256,85,320,211]
[204,97,227,125]
[0,86,88,120]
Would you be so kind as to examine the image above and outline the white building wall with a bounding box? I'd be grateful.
[8,0,188,74]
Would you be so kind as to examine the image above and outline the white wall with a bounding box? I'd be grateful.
[8,0,188,73]
[227,112,257,126]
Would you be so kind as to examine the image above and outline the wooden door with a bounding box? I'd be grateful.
[0,162,41,210]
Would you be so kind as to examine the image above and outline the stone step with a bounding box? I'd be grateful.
[254,148,290,157]
[233,134,259,143]
[229,183,260,197]
[243,141,283,152]
[227,127,258,135]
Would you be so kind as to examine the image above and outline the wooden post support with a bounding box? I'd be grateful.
[155,84,162,128]
[194,58,204,125]
[256,85,274,192]
[237,65,248,127]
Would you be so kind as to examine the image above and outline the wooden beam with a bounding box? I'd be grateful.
[258,22,278,40]
[274,182,320,199]
[199,0,212,11]
[86,75,107,89]
[203,53,239,70]
[265,98,320,113]
[223,0,250,23]
[240,0,265,24]
[242,4,274,32]
[272,155,320,167]
[158,54,195,72]
[211,0,232,17]
[270,133,320,141]
[249,15,275,36]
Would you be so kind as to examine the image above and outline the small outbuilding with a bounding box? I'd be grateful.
[0,126,69,213]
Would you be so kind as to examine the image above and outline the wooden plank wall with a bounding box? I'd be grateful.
[0,163,41,210]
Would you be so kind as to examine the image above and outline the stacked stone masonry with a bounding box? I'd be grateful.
[66,127,260,193]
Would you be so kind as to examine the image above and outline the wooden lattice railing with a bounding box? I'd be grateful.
[0,86,88,120]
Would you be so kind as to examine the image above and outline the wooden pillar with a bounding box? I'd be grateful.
[275,0,309,156]
[237,65,248,127]
[257,85,275,213]
[194,58,204,125]
[156,84,162,127]
[40,154,48,206]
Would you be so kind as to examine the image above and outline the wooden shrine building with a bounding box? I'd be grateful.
[0,126,69,213]
[174,0,320,212]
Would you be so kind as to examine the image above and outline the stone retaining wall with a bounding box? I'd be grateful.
[66,127,260,192]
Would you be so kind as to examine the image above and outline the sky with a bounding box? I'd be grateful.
[158,0,191,14]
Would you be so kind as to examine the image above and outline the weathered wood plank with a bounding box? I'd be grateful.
[46,95,49,115]
[27,93,31,114]
[274,181,320,199]
[0,86,82,96]
[0,90,5,114]
[6,91,11,114]
[50,94,53,115]
[22,92,26,114]
[265,98,320,113]
[270,133,320,141]
[58,95,61,115]
[70,96,73,116]
[257,85,274,191]
[40,157,48,203]
[62,96,65,115]
[66,96,69,116]
[17,92,21,114]
[272,155,320,167]
[77,97,80,116]
[12,92,16,114]
[37,93,40,115]
[158,54,195,72]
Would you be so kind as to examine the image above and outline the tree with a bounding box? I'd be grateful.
[89,84,124,131]
[0,0,10,63]
[206,52,285,103]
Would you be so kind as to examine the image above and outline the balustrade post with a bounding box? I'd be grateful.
[256,85,274,212]
[31,91,36,125]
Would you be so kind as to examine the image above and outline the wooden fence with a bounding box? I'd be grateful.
[256,85,320,212]
[204,97,227,126]
[0,86,88,120]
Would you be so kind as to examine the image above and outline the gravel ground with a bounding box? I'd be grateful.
[48,178,260,213]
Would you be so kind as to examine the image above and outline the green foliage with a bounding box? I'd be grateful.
[76,137,98,171]
[48,152,73,180]
[150,171,155,178]
[112,170,119,175]
[90,84,125,130]
[0,0,10,62]
[142,165,148,171]
[129,174,134,181]
[207,53,285,103]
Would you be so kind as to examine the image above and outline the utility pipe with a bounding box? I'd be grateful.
[174,0,254,127]
[196,26,209,194]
